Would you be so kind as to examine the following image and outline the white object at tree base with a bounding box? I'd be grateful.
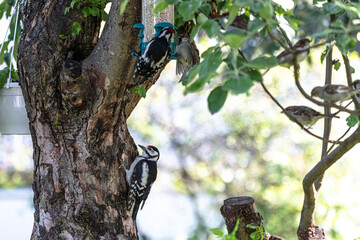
[142,0,174,42]
[0,83,30,135]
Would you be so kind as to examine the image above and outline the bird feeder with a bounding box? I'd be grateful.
[0,0,29,135]
[132,0,178,60]
[0,82,30,135]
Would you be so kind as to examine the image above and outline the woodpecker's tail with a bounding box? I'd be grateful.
[127,198,141,221]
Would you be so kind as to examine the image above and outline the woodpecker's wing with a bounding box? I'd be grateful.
[135,38,171,78]
[144,38,171,67]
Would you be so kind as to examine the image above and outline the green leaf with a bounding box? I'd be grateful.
[90,7,100,16]
[222,29,246,49]
[250,232,257,239]
[248,70,263,82]
[190,23,202,41]
[102,10,108,21]
[223,75,254,94]
[248,18,266,33]
[120,0,129,15]
[208,86,228,114]
[334,61,341,71]
[237,0,252,8]
[132,85,147,98]
[201,46,216,58]
[330,19,346,30]
[199,48,222,77]
[226,5,239,28]
[320,47,330,64]
[246,224,257,229]
[82,6,90,17]
[0,41,10,65]
[72,21,82,37]
[70,0,79,9]
[323,2,342,14]
[184,72,217,94]
[346,114,359,127]
[178,1,200,21]
[335,1,359,16]
[351,66,355,73]
[209,228,224,237]
[230,219,240,237]
[246,56,277,69]
[153,1,169,14]
[59,34,67,40]
[224,52,245,71]
[182,64,200,86]
[197,12,208,24]
[202,19,221,37]
[64,7,70,14]
[199,3,212,16]
[0,68,8,88]
[258,1,274,19]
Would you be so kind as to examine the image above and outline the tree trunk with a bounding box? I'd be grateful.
[220,197,270,240]
[17,0,158,239]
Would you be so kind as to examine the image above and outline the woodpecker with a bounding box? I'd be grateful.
[176,34,200,82]
[277,38,311,67]
[133,27,175,85]
[121,145,160,220]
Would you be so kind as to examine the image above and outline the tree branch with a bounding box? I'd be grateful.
[299,125,360,230]
[83,0,141,85]
[260,81,340,144]
[326,126,351,155]
[315,33,335,191]
[342,54,360,110]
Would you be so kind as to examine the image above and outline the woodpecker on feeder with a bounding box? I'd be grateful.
[133,27,175,85]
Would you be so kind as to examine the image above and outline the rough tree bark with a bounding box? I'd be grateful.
[17,0,160,239]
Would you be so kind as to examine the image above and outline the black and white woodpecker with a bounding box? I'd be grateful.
[133,27,175,85]
[176,34,200,82]
[121,145,160,220]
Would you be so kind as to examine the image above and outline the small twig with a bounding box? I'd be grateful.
[238,49,248,62]
[277,25,293,47]
[342,54,360,111]
[266,25,293,52]
[326,127,351,154]
[260,81,340,144]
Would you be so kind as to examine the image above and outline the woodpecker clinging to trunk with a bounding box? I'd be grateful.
[176,34,200,82]
[121,145,160,220]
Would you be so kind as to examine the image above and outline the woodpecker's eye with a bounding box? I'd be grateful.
[147,146,159,158]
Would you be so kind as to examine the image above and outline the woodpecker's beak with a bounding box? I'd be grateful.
[138,144,146,152]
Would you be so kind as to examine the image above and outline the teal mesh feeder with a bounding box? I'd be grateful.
[132,22,179,60]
